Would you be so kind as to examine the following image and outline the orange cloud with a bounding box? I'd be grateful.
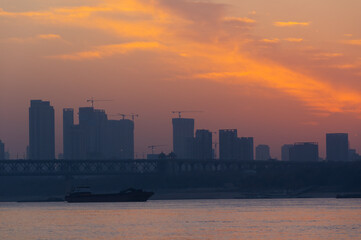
[313,52,343,60]
[223,17,256,23]
[49,42,162,60]
[2,34,62,43]
[274,21,310,27]
[333,60,361,69]
[284,38,304,42]
[342,39,361,45]
[37,34,61,39]
[261,38,280,43]
[2,0,361,116]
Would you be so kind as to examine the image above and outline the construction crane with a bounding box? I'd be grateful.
[112,113,139,121]
[112,113,128,120]
[130,113,139,121]
[171,110,203,118]
[86,97,112,108]
[147,145,167,154]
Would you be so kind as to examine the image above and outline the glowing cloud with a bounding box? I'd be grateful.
[50,42,162,60]
[223,17,256,23]
[261,38,280,43]
[2,34,62,43]
[274,21,310,27]
[342,39,361,45]
[284,38,304,42]
[37,34,61,39]
[1,0,361,116]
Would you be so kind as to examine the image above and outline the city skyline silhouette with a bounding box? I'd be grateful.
[1,0,361,161]
[0,99,357,162]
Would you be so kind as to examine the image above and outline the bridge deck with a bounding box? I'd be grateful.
[0,159,359,176]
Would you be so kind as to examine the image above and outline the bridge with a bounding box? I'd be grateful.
[0,159,358,177]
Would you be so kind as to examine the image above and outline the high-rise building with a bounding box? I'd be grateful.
[239,137,254,161]
[78,107,108,159]
[0,140,5,160]
[256,144,270,160]
[193,129,212,160]
[219,129,238,160]
[219,130,254,161]
[289,142,318,162]
[29,100,55,160]
[63,107,134,160]
[326,133,349,161]
[172,118,194,159]
[281,144,293,161]
[105,119,134,159]
[68,125,87,159]
[63,108,74,160]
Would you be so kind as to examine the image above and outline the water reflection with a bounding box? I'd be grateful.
[0,199,361,239]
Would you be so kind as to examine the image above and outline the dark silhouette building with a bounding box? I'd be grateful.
[68,124,87,159]
[172,118,194,159]
[105,119,134,159]
[281,144,293,161]
[0,140,4,160]
[29,100,55,160]
[219,130,254,161]
[63,108,74,160]
[63,107,134,160]
[256,144,270,160]
[239,137,254,161]
[78,107,108,159]
[326,133,349,161]
[219,129,238,160]
[289,142,318,162]
[193,129,212,160]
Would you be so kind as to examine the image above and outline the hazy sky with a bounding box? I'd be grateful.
[1,0,361,158]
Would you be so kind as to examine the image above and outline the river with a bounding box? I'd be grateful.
[1,198,360,239]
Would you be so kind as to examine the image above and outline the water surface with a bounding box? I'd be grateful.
[1,199,360,239]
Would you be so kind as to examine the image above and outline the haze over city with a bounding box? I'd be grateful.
[1,0,361,158]
[1,2,361,239]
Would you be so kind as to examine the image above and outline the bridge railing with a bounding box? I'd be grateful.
[0,159,359,176]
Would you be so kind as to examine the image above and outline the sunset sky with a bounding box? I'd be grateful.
[1,0,361,158]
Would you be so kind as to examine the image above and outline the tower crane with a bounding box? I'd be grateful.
[130,113,139,121]
[86,97,112,108]
[171,110,203,118]
[111,113,139,121]
[112,113,128,120]
[147,145,167,154]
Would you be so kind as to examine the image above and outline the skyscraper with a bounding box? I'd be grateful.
[193,129,212,160]
[78,107,108,159]
[106,119,134,159]
[63,108,74,160]
[326,133,349,161]
[63,107,135,160]
[0,140,4,160]
[219,129,238,160]
[281,144,293,161]
[29,100,55,160]
[289,142,318,162]
[239,137,254,161]
[172,118,194,159]
[256,144,270,160]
